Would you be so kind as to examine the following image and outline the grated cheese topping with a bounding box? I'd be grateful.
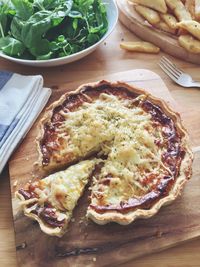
[21,160,98,221]
[49,93,170,206]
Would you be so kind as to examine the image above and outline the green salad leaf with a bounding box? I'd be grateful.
[11,0,33,20]
[0,0,108,60]
[0,36,25,56]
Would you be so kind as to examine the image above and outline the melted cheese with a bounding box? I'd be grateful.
[20,160,98,223]
[37,160,97,210]
[47,93,168,208]
[57,94,153,158]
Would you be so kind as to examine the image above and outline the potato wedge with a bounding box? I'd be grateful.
[177,20,200,40]
[120,41,160,53]
[134,5,160,25]
[195,0,200,20]
[178,34,200,53]
[155,21,177,34]
[129,0,167,13]
[160,13,178,29]
[165,0,192,21]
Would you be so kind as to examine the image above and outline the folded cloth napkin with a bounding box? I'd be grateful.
[0,71,52,173]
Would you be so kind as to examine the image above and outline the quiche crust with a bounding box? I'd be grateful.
[34,80,193,226]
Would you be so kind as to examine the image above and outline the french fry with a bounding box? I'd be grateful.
[129,0,167,13]
[165,0,192,21]
[120,41,160,53]
[160,13,178,29]
[177,20,200,40]
[195,0,200,20]
[126,0,200,54]
[134,5,160,25]
[178,34,200,53]
[155,21,177,34]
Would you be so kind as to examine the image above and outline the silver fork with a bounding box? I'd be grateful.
[159,56,200,88]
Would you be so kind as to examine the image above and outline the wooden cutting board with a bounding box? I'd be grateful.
[9,70,200,267]
[117,0,200,65]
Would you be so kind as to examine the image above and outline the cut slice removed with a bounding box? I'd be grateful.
[16,159,99,237]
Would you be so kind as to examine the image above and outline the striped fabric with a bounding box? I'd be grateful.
[0,71,52,173]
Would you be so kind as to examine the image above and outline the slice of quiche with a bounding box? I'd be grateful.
[16,159,99,237]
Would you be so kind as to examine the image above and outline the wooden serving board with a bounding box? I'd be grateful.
[9,70,200,267]
[117,0,200,65]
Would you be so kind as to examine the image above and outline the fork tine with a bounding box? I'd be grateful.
[159,62,179,83]
[160,57,181,77]
[161,56,183,75]
[162,56,183,73]
[159,61,179,79]
[160,60,180,79]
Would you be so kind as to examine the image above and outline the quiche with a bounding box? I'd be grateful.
[16,160,98,237]
[17,80,193,235]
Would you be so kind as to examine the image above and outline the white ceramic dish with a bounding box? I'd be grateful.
[0,0,118,67]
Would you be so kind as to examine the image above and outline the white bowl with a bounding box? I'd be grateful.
[0,0,118,67]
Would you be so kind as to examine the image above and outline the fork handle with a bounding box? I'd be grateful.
[192,81,200,88]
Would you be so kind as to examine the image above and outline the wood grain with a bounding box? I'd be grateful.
[12,152,200,267]
[9,70,200,267]
[1,21,200,267]
[117,0,200,65]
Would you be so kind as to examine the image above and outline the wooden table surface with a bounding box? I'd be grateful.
[0,22,200,267]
